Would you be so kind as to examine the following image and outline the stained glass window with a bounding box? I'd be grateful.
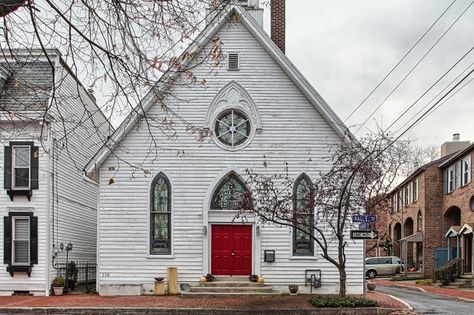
[150,173,171,255]
[293,174,314,256]
[211,173,250,210]
[215,109,250,147]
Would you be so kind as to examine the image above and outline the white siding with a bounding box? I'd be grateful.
[98,20,363,295]
[48,63,111,283]
[0,122,50,295]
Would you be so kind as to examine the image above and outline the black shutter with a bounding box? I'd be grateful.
[30,146,39,190]
[444,170,448,194]
[4,216,12,264]
[30,216,38,265]
[4,146,12,190]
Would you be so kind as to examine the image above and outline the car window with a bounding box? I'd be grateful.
[366,258,377,265]
[380,257,391,264]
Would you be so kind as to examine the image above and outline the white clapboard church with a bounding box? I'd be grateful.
[86,0,364,295]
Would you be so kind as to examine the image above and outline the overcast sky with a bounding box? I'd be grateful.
[263,0,474,147]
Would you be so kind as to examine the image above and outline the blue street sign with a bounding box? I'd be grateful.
[352,215,377,223]
[359,222,369,230]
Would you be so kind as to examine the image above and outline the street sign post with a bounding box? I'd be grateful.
[350,230,378,240]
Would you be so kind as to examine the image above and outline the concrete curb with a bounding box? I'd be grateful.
[0,307,403,315]
[381,284,474,303]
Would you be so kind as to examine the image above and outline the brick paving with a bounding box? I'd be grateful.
[0,292,407,311]
[375,279,474,301]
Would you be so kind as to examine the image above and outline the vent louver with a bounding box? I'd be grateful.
[228,53,239,71]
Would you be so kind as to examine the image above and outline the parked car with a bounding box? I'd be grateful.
[365,256,402,278]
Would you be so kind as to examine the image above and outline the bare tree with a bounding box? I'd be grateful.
[239,131,410,296]
[0,0,228,169]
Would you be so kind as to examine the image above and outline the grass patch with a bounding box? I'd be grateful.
[415,279,432,286]
[310,296,378,308]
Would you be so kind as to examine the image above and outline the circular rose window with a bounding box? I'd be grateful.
[215,109,250,147]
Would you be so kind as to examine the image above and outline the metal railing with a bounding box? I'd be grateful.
[434,257,461,286]
[56,261,96,290]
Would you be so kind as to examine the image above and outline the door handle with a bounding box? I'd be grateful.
[232,251,235,256]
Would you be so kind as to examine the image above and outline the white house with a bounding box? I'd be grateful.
[86,0,364,295]
[0,49,112,295]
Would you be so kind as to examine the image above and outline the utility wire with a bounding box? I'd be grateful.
[354,0,474,135]
[344,0,458,122]
[383,45,474,133]
[396,67,474,134]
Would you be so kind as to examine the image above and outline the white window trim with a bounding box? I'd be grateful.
[12,216,30,266]
[461,156,471,187]
[12,145,31,190]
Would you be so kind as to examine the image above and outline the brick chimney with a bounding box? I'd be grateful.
[271,0,286,54]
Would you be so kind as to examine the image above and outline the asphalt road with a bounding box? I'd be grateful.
[377,285,473,315]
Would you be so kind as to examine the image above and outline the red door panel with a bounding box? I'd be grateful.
[211,225,252,276]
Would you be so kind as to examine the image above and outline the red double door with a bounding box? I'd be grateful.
[211,225,252,276]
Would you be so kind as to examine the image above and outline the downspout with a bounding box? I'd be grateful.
[44,121,53,296]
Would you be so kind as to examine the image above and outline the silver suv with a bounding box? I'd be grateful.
[365,256,402,278]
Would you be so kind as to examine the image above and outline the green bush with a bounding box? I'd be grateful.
[310,296,378,308]
[52,276,65,287]
[390,276,422,281]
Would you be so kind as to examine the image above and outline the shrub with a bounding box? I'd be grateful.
[310,296,378,308]
[52,276,65,287]
[415,279,432,286]
[390,276,422,281]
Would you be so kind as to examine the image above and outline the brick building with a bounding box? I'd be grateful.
[374,134,473,279]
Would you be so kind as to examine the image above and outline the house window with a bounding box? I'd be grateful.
[412,178,418,202]
[293,174,314,256]
[404,186,409,206]
[447,166,455,193]
[4,142,39,201]
[3,213,38,275]
[150,173,171,255]
[461,156,471,186]
[214,109,250,148]
[12,217,30,264]
[12,146,30,189]
[397,192,401,211]
[211,173,251,210]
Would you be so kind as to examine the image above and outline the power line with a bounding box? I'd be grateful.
[344,0,458,122]
[396,67,474,134]
[383,45,474,133]
[354,0,474,135]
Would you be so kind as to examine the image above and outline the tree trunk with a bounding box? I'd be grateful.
[338,266,347,296]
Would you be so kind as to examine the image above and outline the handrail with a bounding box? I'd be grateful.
[434,257,461,285]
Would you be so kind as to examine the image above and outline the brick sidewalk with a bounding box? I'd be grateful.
[375,279,474,301]
[0,292,407,311]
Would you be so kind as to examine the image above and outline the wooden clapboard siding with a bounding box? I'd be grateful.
[97,19,363,294]
[47,62,112,283]
[0,122,49,295]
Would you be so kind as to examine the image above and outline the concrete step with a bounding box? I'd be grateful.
[213,276,249,282]
[459,274,473,279]
[200,281,262,287]
[189,286,274,293]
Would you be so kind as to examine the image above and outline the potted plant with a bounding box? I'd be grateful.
[67,261,79,290]
[288,284,299,295]
[52,276,65,296]
[205,274,215,282]
[249,275,258,282]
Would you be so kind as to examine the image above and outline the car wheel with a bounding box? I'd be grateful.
[366,270,377,279]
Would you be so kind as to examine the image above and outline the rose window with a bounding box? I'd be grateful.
[214,109,250,147]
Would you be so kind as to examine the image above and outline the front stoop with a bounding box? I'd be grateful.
[182,277,280,296]
[442,274,474,289]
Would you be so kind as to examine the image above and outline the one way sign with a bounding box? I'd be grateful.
[350,230,378,240]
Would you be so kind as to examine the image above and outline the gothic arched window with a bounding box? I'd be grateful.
[293,174,314,256]
[150,173,171,255]
[211,173,250,210]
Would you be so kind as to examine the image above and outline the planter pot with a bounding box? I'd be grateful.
[53,286,64,296]
[288,285,299,295]
[367,281,376,291]
[258,276,265,286]
[67,279,76,290]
